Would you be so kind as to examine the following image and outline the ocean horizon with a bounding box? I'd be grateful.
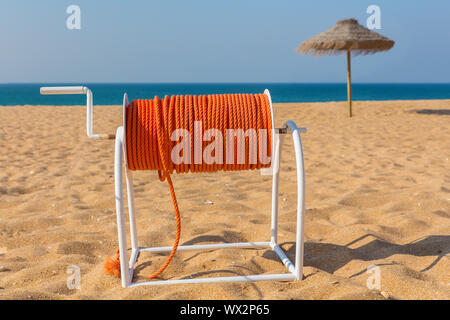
[1,83,450,106]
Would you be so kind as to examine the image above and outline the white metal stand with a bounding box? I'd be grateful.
[40,86,307,288]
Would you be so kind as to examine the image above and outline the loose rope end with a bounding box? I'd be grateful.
[104,249,121,278]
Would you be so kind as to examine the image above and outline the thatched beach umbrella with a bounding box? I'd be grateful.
[297,18,394,117]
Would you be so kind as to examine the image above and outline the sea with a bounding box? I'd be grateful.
[1,83,450,106]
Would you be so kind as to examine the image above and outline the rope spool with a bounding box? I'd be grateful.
[105,93,273,279]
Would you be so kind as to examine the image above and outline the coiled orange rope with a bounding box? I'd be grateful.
[105,93,272,279]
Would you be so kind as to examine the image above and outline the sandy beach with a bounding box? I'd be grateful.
[0,100,448,300]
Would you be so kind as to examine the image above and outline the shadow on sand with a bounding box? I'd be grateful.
[132,233,448,294]
[413,109,450,115]
[262,234,449,278]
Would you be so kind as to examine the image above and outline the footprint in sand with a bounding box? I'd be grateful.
[338,193,391,209]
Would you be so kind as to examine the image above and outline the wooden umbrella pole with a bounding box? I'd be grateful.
[347,50,352,117]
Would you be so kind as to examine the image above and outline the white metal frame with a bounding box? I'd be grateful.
[115,90,306,288]
[40,86,307,288]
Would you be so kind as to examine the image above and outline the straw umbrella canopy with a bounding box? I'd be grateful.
[297,18,394,117]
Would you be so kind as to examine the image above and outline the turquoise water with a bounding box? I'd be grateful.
[1,83,450,106]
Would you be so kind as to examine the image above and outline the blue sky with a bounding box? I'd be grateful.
[0,0,449,83]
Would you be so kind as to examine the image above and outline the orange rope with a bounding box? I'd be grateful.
[104,93,272,280]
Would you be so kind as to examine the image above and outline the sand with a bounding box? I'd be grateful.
[0,100,449,300]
